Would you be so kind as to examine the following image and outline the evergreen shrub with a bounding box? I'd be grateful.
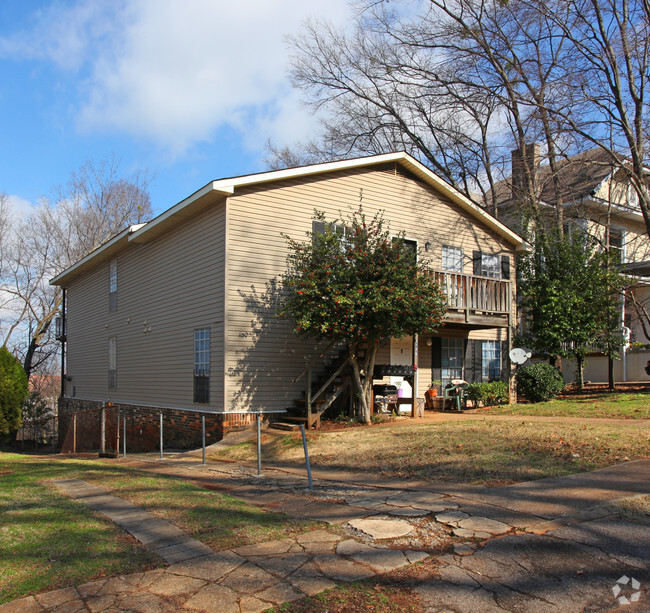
[515,363,564,402]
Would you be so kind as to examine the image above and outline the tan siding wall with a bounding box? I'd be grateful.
[66,202,226,410]
[225,167,517,412]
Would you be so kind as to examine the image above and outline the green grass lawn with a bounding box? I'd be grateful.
[0,453,320,604]
[481,391,650,419]
[210,419,650,485]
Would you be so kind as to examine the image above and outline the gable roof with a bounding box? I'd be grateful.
[493,148,642,208]
[51,151,529,287]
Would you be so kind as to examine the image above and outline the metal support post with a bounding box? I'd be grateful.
[160,413,164,459]
[300,424,313,490]
[100,405,106,454]
[73,413,77,454]
[256,413,262,476]
[123,415,127,458]
[202,415,206,465]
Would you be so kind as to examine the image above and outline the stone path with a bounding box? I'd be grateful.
[0,480,426,613]
[2,455,649,612]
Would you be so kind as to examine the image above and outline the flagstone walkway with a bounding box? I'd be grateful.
[0,479,427,613]
[2,454,649,612]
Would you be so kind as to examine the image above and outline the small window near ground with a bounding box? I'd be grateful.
[109,259,118,312]
[481,341,501,381]
[108,336,117,389]
[442,246,463,273]
[194,328,210,404]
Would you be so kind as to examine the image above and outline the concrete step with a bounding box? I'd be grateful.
[269,422,302,431]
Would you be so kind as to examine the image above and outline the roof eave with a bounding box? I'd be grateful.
[49,223,146,287]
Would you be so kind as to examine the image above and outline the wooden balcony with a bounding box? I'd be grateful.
[426,270,512,328]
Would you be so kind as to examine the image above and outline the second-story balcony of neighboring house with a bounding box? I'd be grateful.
[425,270,512,328]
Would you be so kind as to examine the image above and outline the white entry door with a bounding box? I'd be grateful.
[390,336,413,397]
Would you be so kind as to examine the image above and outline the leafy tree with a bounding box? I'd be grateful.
[0,346,28,438]
[280,208,447,424]
[518,231,625,387]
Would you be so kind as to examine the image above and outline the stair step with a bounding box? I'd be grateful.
[269,422,302,431]
[281,416,309,423]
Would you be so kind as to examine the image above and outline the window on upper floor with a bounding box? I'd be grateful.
[108,336,117,389]
[609,227,626,263]
[393,237,417,265]
[109,259,118,312]
[442,246,463,273]
[194,328,210,404]
[473,251,510,279]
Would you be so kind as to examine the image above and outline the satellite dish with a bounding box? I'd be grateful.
[509,347,531,365]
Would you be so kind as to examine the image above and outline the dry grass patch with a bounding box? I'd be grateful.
[211,420,649,485]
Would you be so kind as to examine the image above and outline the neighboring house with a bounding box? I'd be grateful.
[494,146,650,383]
[51,152,527,450]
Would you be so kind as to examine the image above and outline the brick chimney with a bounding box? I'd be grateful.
[511,143,540,199]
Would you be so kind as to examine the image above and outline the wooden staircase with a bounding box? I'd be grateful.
[270,350,351,431]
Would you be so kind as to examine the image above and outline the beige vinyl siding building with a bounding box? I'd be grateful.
[52,152,527,448]
[495,147,650,383]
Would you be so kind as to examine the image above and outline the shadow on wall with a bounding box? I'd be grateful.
[228,278,336,414]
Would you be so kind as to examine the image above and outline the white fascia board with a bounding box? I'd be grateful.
[50,224,145,286]
[394,155,530,253]
[132,151,529,253]
[128,182,234,243]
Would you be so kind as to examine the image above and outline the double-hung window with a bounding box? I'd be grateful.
[109,259,118,312]
[473,251,510,279]
[194,328,210,404]
[442,246,463,273]
[108,337,117,389]
[609,227,625,263]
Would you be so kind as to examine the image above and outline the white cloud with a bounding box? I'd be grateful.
[0,1,119,71]
[76,0,353,154]
[7,195,37,223]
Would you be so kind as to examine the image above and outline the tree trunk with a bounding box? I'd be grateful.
[349,339,380,425]
[575,354,584,389]
[608,355,615,391]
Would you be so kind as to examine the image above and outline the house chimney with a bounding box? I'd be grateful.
[511,143,540,199]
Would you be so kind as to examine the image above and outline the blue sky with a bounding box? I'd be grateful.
[0,0,353,219]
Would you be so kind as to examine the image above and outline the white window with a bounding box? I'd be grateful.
[480,253,500,278]
[108,337,117,389]
[441,338,464,386]
[109,259,118,312]
[194,328,210,403]
[481,341,501,381]
[609,227,626,262]
[442,246,463,273]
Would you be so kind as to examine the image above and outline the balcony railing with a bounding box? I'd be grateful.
[425,270,511,316]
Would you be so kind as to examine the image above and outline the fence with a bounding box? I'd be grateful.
[16,415,59,450]
[57,401,271,454]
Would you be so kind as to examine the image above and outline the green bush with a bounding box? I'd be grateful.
[0,347,28,437]
[466,381,509,407]
[515,363,564,402]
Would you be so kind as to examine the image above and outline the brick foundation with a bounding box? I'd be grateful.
[58,398,260,453]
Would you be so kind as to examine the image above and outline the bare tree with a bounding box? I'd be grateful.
[534,0,650,239]
[1,158,152,377]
